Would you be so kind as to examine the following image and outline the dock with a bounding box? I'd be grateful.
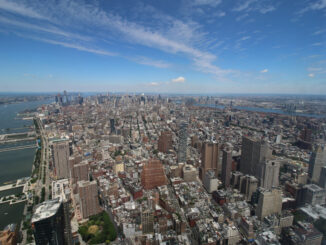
[0,178,29,192]
[0,132,36,144]
[0,144,36,153]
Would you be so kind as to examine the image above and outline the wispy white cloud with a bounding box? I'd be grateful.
[0,0,47,20]
[55,1,233,77]
[298,0,326,14]
[0,0,235,79]
[308,67,323,72]
[312,42,323,46]
[233,0,276,14]
[239,36,251,41]
[128,56,171,68]
[16,34,118,57]
[308,73,315,77]
[216,11,226,17]
[308,55,321,59]
[311,0,326,10]
[313,29,326,35]
[0,16,91,41]
[233,0,257,12]
[191,0,222,7]
[171,76,186,83]
[149,82,159,86]
[261,69,268,73]
[236,13,249,21]
[259,6,275,14]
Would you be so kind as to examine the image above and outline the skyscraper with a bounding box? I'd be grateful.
[222,147,232,188]
[141,159,167,190]
[259,160,280,189]
[239,175,258,201]
[256,188,282,220]
[308,145,326,183]
[177,122,188,163]
[141,209,154,234]
[203,170,219,193]
[78,180,101,219]
[52,139,70,179]
[32,198,70,245]
[318,166,326,189]
[201,142,219,179]
[158,131,172,153]
[240,136,272,177]
[72,161,89,184]
[110,118,115,134]
[52,179,73,245]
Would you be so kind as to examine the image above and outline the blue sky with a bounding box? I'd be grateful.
[0,0,325,94]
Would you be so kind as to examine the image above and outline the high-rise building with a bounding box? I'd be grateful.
[222,147,232,188]
[141,209,154,234]
[308,145,326,183]
[141,159,167,190]
[182,164,197,182]
[203,170,219,193]
[78,180,101,219]
[239,175,258,201]
[231,171,243,189]
[300,127,313,143]
[52,179,73,245]
[110,118,115,134]
[318,166,326,188]
[32,198,70,245]
[52,139,70,179]
[304,184,326,206]
[77,94,83,105]
[72,161,89,184]
[240,136,272,177]
[201,142,219,179]
[177,122,188,163]
[158,131,172,153]
[259,160,280,189]
[256,189,282,220]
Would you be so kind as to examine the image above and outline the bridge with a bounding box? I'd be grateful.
[0,144,36,153]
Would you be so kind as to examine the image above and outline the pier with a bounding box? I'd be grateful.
[0,183,24,192]
[0,144,36,153]
[0,132,36,144]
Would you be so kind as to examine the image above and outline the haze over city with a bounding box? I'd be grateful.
[0,0,325,94]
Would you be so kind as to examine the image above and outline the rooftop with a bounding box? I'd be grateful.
[32,198,62,223]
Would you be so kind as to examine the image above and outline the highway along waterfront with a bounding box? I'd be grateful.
[0,99,52,229]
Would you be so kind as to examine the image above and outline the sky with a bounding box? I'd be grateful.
[0,0,325,94]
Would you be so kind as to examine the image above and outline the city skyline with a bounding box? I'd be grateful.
[0,0,325,94]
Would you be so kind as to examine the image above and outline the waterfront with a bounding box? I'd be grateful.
[0,186,23,199]
[0,100,50,134]
[0,99,52,230]
[0,201,26,230]
[0,148,36,185]
[198,104,326,118]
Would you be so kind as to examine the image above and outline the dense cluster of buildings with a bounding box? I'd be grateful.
[17,93,326,244]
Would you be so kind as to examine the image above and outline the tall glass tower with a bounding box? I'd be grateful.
[177,122,188,163]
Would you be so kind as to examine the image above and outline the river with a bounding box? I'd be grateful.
[197,104,326,118]
[0,98,52,229]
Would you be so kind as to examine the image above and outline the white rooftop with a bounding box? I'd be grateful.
[32,198,62,223]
